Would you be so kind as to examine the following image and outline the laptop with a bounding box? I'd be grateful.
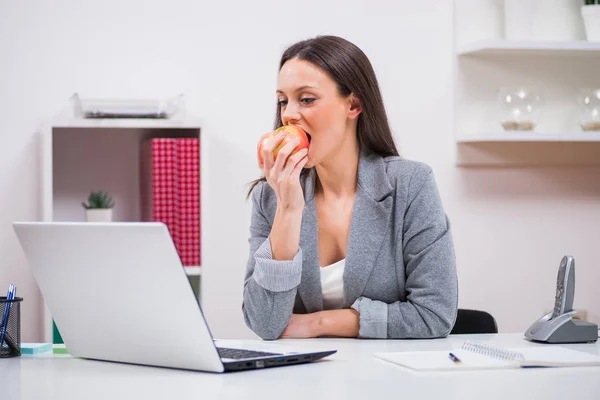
[12,222,336,372]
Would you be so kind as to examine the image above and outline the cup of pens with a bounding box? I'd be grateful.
[1,284,23,358]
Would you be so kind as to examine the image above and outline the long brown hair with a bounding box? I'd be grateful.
[246,35,399,199]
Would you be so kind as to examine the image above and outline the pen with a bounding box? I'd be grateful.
[0,284,16,350]
[449,352,462,364]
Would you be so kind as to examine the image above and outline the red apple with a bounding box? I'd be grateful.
[257,125,310,166]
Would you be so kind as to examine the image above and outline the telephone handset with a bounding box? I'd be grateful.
[551,256,575,320]
[525,255,598,343]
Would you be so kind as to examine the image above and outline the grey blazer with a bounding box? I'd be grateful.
[242,151,458,340]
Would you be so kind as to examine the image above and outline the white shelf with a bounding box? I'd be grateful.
[51,116,202,129]
[185,267,201,276]
[457,40,600,56]
[457,131,600,143]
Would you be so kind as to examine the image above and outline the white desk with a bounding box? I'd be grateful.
[2,333,599,400]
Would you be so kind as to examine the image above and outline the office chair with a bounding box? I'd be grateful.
[450,309,498,334]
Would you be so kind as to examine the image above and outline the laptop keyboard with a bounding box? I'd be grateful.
[216,347,283,360]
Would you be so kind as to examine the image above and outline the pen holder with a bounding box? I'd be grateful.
[0,297,23,358]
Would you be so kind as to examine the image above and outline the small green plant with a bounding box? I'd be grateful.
[585,0,599,5]
[82,191,115,209]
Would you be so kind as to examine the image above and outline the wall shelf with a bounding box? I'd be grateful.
[457,40,600,56]
[453,18,600,166]
[457,131,600,143]
[52,117,203,130]
[185,267,202,276]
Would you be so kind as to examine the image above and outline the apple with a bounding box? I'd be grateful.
[257,125,310,166]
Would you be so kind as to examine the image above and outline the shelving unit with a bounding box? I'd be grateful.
[39,110,206,343]
[457,40,600,56]
[454,37,600,166]
[457,131,600,143]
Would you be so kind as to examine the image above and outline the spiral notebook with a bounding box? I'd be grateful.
[375,341,600,372]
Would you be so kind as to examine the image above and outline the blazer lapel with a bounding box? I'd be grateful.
[343,152,393,308]
[296,152,394,312]
[297,169,323,313]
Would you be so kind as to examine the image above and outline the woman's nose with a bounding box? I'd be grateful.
[281,101,301,125]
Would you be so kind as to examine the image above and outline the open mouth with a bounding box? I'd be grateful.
[306,132,312,144]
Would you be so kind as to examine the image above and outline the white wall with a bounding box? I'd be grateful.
[1,0,599,342]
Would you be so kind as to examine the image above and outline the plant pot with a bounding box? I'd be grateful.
[582,5,600,41]
[532,0,586,41]
[85,208,113,222]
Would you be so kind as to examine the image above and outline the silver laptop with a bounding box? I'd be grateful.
[12,222,336,372]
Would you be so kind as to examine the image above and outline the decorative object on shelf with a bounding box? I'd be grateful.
[582,0,600,41]
[504,0,586,41]
[82,191,115,222]
[497,86,543,131]
[456,0,503,45]
[70,93,184,119]
[577,88,600,131]
[504,0,535,40]
[533,0,586,41]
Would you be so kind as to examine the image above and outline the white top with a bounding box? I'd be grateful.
[6,334,600,400]
[320,258,346,310]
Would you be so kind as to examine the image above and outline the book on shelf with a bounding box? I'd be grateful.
[141,138,200,267]
[176,138,201,267]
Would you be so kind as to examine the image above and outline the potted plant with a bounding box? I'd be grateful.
[82,191,115,222]
[582,0,600,41]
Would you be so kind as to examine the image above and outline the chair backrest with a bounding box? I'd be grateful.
[451,309,498,335]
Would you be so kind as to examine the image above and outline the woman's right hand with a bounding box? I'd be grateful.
[259,132,309,213]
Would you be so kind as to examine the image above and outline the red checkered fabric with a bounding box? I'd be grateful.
[176,138,201,266]
[141,138,200,267]
[149,138,179,248]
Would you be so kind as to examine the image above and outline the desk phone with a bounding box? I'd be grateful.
[525,255,598,344]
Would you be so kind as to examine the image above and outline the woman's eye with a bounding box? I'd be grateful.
[277,100,288,107]
[301,98,315,105]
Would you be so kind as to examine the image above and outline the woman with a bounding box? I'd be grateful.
[243,35,457,340]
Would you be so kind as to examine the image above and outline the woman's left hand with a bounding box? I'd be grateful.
[279,313,321,339]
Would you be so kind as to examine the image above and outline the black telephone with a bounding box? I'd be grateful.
[525,255,598,343]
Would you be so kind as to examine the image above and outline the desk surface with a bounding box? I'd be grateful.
[2,333,599,400]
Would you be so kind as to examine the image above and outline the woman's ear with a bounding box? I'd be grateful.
[348,94,362,120]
